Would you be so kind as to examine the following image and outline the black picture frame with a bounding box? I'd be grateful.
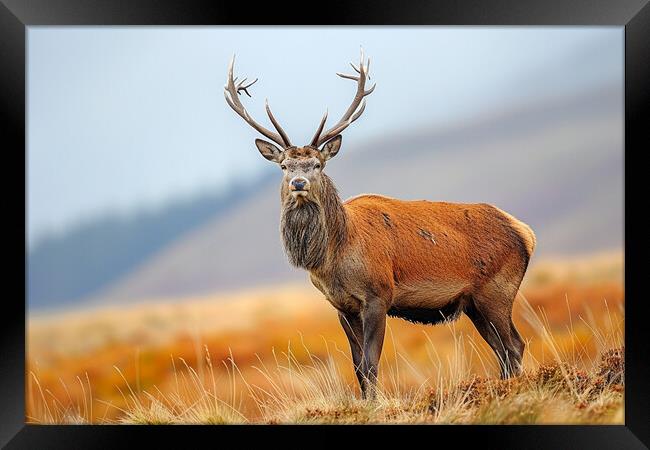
[2,0,648,448]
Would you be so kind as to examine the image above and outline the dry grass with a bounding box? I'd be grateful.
[26,250,624,424]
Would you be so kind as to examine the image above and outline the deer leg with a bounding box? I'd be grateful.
[465,300,520,379]
[359,299,387,400]
[467,258,526,378]
[467,289,524,379]
[510,318,526,359]
[337,311,365,395]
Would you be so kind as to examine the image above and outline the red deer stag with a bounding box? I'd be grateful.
[224,50,536,399]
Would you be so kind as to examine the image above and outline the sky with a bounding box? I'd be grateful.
[27,27,623,246]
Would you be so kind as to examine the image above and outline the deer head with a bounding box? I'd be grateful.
[224,50,376,207]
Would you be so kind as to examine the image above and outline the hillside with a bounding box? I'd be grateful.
[27,178,270,310]
[91,83,622,305]
[27,251,624,424]
[27,79,622,310]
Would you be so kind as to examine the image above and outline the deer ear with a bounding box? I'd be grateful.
[255,139,284,163]
[320,135,342,161]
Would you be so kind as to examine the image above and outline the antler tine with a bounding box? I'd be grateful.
[312,50,376,147]
[224,55,291,148]
[236,77,258,97]
[265,99,292,147]
[321,100,367,139]
[336,72,360,81]
[310,109,329,147]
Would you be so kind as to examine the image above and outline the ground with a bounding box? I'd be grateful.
[27,250,624,424]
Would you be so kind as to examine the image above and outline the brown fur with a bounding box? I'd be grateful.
[227,56,535,392]
[275,146,536,383]
[342,196,532,303]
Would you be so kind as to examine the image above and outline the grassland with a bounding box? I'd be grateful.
[27,250,624,424]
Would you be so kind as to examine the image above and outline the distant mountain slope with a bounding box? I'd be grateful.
[27,177,270,310]
[92,83,623,304]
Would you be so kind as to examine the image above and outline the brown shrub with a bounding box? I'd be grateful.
[597,347,624,385]
[528,363,591,393]
[426,347,625,418]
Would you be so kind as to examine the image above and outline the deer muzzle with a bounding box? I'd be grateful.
[290,177,310,194]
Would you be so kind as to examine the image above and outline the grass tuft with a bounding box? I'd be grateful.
[26,253,624,424]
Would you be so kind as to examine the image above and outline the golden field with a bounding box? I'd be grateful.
[27,250,624,424]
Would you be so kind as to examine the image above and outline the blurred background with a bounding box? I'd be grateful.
[28,26,623,311]
[26,27,624,423]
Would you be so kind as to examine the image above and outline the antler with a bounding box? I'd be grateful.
[224,55,292,148]
[310,48,376,147]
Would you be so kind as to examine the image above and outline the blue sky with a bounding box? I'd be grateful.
[27,27,622,245]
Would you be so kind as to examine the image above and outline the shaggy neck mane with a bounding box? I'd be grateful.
[280,174,347,270]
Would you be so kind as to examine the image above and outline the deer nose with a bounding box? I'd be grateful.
[290,177,309,191]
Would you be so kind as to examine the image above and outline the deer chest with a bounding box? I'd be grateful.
[308,271,363,314]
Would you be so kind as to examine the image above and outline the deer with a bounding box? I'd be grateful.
[224,50,536,399]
